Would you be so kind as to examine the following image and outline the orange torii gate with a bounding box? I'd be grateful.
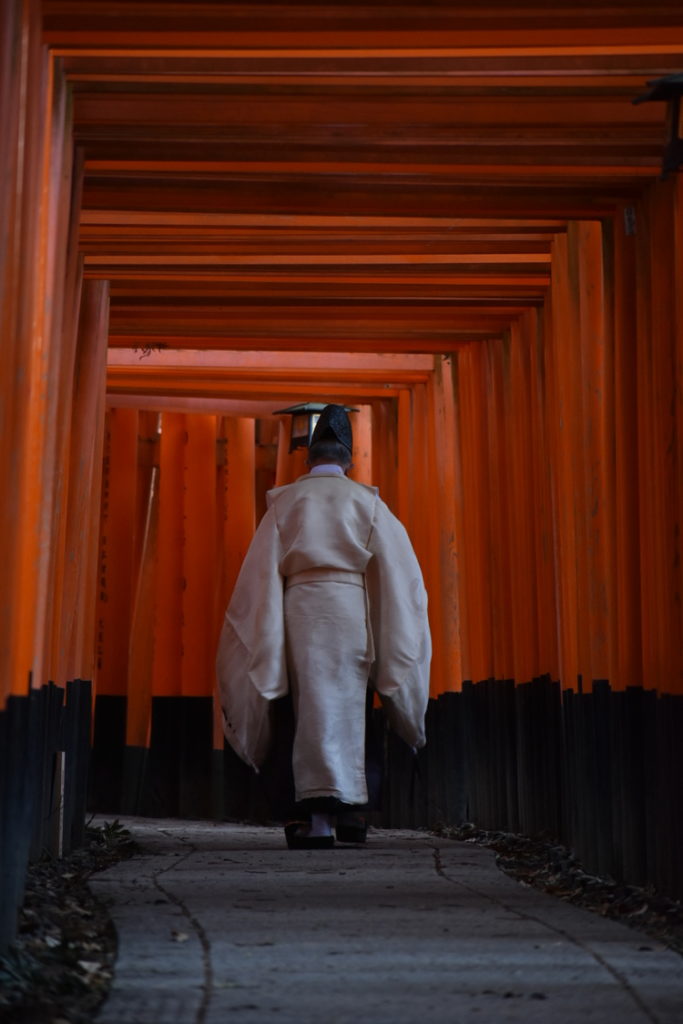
[2,0,683,951]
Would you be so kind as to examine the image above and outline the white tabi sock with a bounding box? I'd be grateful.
[308,812,333,837]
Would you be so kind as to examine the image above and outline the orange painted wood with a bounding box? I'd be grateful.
[254,416,278,523]
[408,382,437,695]
[0,0,24,704]
[63,70,652,92]
[80,229,555,252]
[217,416,256,607]
[396,389,412,535]
[41,1,683,52]
[134,411,160,591]
[5,0,683,727]
[46,99,85,687]
[107,364,428,392]
[9,30,77,698]
[40,1,683,35]
[420,367,449,696]
[0,0,42,698]
[214,415,256,748]
[79,229,553,258]
[611,208,643,691]
[59,280,110,686]
[524,309,558,683]
[181,415,218,697]
[526,306,558,682]
[576,220,617,685]
[0,2,111,706]
[565,225,593,690]
[370,399,398,515]
[151,413,185,698]
[675,177,683,695]
[636,183,683,694]
[80,173,635,224]
[102,273,546,293]
[396,379,440,697]
[82,211,566,233]
[96,408,139,697]
[274,419,309,486]
[448,356,471,686]
[108,377,408,401]
[635,200,660,693]
[108,349,433,370]
[75,283,111,685]
[47,143,85,689]
[484,336,514,681]
[125,464,158,748]
[546,232,581,691]
[541,220,618,693]
[23,50,67,690]
[348,405,373,486]
[80,159,656,178]
[429,355,462,692]
[454,343,494,684]
[505,324,538,686]
[524,309,557,682]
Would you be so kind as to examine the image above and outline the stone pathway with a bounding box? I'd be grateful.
[91,818,683,1024]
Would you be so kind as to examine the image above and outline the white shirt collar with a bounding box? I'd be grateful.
[309,463,345,476]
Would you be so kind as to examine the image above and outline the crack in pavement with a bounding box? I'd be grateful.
[431,844,660,1024]
[154,830,213,1024]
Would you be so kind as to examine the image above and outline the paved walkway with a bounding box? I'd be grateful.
[90,818,683,1024]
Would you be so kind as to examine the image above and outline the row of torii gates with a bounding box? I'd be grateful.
[2,0,683,950]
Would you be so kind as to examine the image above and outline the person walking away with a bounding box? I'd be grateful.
[216,404,431,847]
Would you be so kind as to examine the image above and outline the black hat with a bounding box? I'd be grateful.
[310,404,353,453]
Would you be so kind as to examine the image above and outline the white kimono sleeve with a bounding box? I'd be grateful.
[215,508,288,769]
[365,501,432,749]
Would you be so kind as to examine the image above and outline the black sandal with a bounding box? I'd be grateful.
[335,812,368,844]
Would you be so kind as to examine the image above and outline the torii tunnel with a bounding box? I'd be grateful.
[2,0,683,951]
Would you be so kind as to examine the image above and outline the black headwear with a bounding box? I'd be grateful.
[309,404,353,453]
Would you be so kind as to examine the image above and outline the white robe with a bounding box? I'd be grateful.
[216,472,432,804]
